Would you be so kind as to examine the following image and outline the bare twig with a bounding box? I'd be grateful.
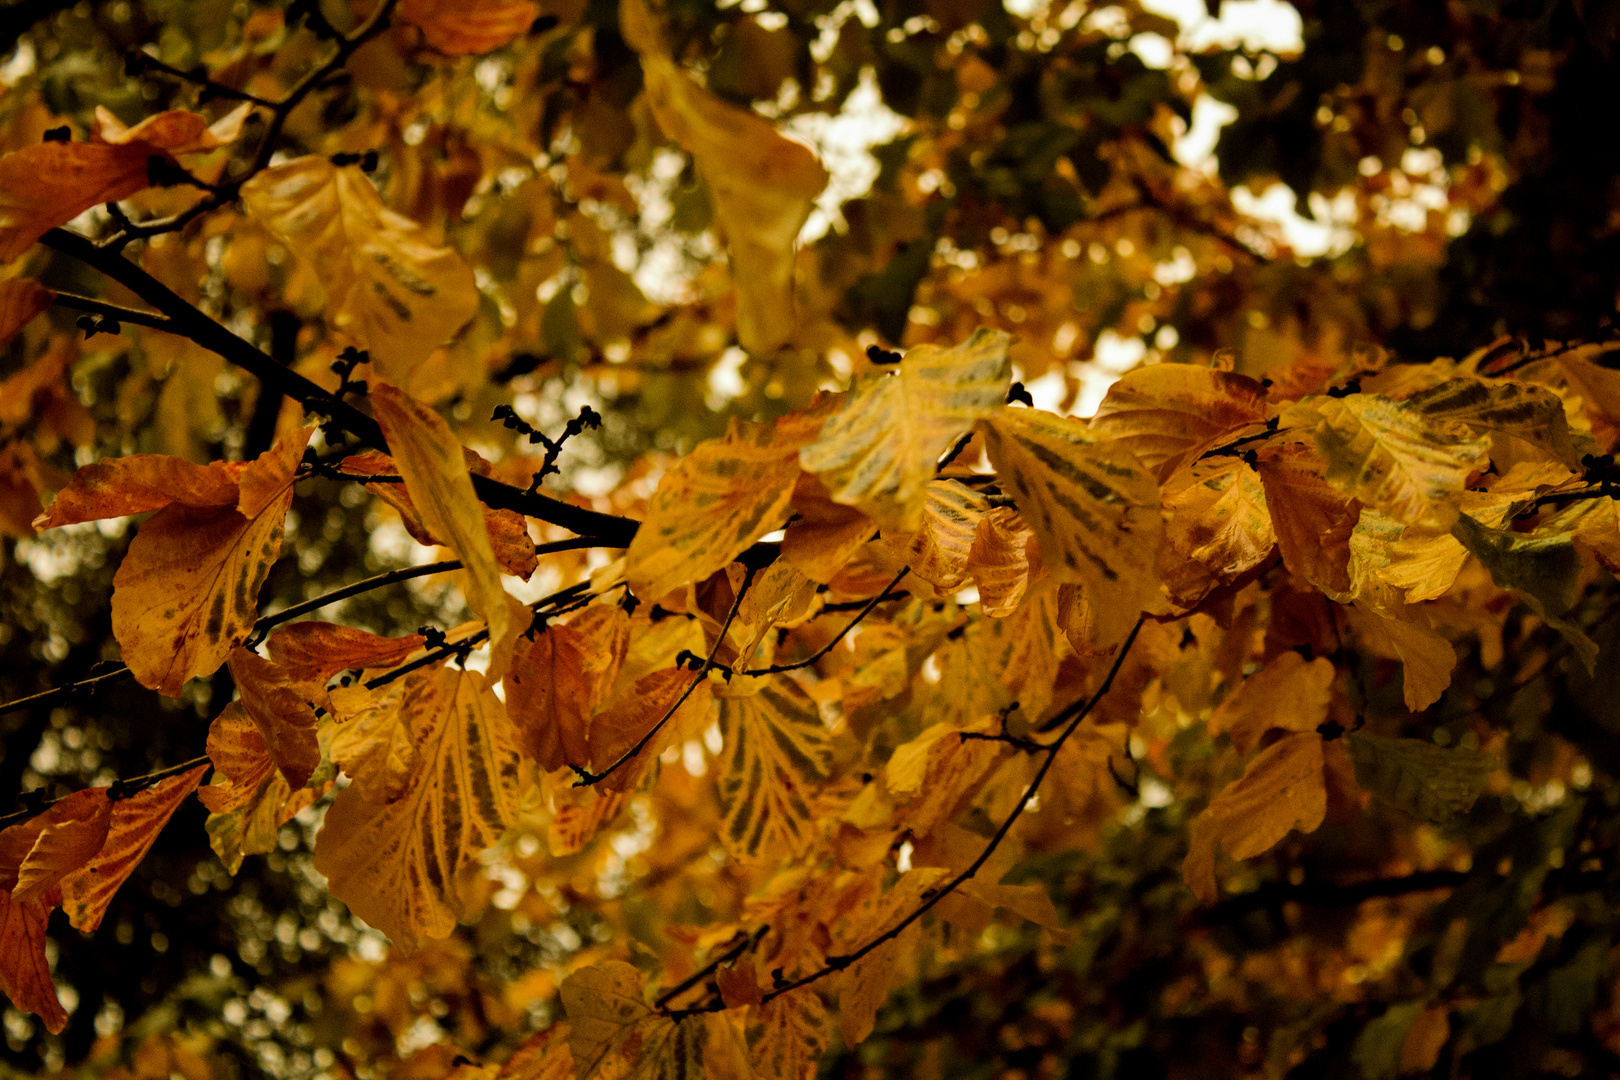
[742,568,909,676]
[0,755,210,828]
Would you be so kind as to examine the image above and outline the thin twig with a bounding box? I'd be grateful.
[572,565,759,788]
[0,755,210,828]
[670,616,1147,1020]
[51,293,172,331]
[654,925,771,1012]
[742,568,909,676]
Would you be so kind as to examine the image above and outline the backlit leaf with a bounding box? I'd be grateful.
[60,765,208,932]
[748,988,827,1080]
[1253,442,1359,594]
[241,158,479,381]
[966,506,1038,616]
[1402,377,1577,465]
[715,675,832,862]
[586,667,712,794]
[371,382,520,686]
[979,407,1162,650]
[265,622,425,710]
[1159,456,1274,607]
[1089,364,1270,481]
[199,704,323,874]
[506,607,630,772]
[1348,603,1458,711]
[314,665,521,948]
[11,789,110,905]
[626,418,800,602]
[801,329,1011,534]
[226,648,321,789]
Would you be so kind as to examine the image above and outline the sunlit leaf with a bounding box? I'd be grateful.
[715,674,832,862]
[1089,364,1270,480]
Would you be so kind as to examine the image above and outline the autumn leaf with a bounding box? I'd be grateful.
[1346,732,1495,822]
[226,647,321,789]
[371,382,521,686]
[622,0,826,355]
[505,605,630,772]
[585,667,713,794]
[314,665,521,948]
[1399,376,1578,466]
[264,621,426,710]
[1347,602,1458,711]
[979,407,1163,650]
[714,674,832,861]
[1158,456,1275,607]
[60,765,208,932]
[626,417,801,602]
[778,473,875,584]
[880,479,987,596]
[1296,394,1489,526]
[966,506,1039,616]
[801,329,1011,534]
[199,704,321,874]
[1089,364,1270,481]
[241,158,479,381]
[546,786,628,856]
[0,105,248,263]
[1253,441,1358,594]
[399,0,540,54]
[11,789,111,905]
[33,428,312,695]
[561,960,752,1080]
[0,891,63,1033]
[1207,651,1335,755]
[1451,512,1597,671]
[835,868,948,1048]
[1182,733,1327,903]
[748,988,828,1080]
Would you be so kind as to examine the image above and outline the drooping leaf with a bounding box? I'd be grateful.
[880,479,987,595]
[1182,733,1326,903]
[778,473,875,583]
[506,606,629,772]
[370,382,521,685]
[1451,512,1597,671]
[547,786,629,856]
[313,665,521,949]
[1159,455,1275,607]
[0,892,63,1033]
[834,868,948,1048]
[622,0,827,355]
[35,453,239,528]
[979,407,1163,650]
[561,960,753,1080]
[60,765,208,932]
[399,0,539,54]
[240,158,479,381]
[199,704,323,874]
[86,428,312,695]
[966,506,1038,616]
[800,329,1011,534]
[626,417,800,602]
[226,648,321,789]
[1297,395,1489,526]
[1347,602,1458,712]
[11,790,110,905]
[1089,364,1270,481]
[747,988,828,1080]
[1346,732,1496,823]
[714,674,832,862]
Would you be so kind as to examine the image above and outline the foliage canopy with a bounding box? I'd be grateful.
[0,0,1618,1078]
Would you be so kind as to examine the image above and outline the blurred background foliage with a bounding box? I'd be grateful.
[1,0,1619,1077]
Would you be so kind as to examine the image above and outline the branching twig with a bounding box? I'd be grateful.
[0,755,210,828]
[572,565,759,788]
[670,616,1147,1020]
[742,568,909,676]
[51,293,172,331]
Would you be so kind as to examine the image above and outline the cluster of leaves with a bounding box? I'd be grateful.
[0,0,1618,1079]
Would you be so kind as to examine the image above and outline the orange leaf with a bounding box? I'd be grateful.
[1207,651,1335,755]
[226,648,321,789]
[60,765,208,932]
[199,705,326,873]
[35,454,239,528]
[1254,442,1358,594]
[400,0,540,54]
[0,892,64,1032]
[716,958,764,1008]
[506,607,629,772]
[264,621,425,707]
[1090,365,1270,481]
[11,791,111,905]
[586,667,712,794]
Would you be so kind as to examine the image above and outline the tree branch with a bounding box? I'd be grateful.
[670,615,1148,1020]
[0,754,210,828]
[742,568,909,676]
[51,292,172,331]
[654,925,770,1012]
[572,564,759,788]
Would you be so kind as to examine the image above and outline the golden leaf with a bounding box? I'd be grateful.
[586,667,713,794]
[0,892,63,1032]
[979,407,1163,650]
[11,790,111,905]
[506,607,630,772]
[240,158,479,381]
[264,622,425,710]
[199,704,323,874]
[561,960,753,1080]
[1089,364,1270,481]
[1159,456,1275,607]
[86,428,311,696]
[226,648,321,789]
[966,506,1038,616]
[1207,651,1335,755]
[399,0,539,54]
[714,675,832,862]
[60,765,208,932]
[747,988,827,1080]
[1253,441,1358,595]
[626,418,800,602]
[801,329,1011,534]
[313,666,521,948]
[371,382,520,686]
[1295,395,1489,526]
[1347,602,1457,711]
[622,0,827,354]
[1401,376,1577,465]
[35,454,239,528]
[879,479,988,596]
[778,473,875,584]
[547,786,628,857]
[834,868,947,1049]
[1182,733,1326,903]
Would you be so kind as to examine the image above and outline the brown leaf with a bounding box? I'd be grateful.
[1254,442,1358,595]
[587,667,712,794]
[1207,651,1335,755]
[11,791,111,905]
[226,648,321,789]
[400,0,540,54]
[0,279,53,354]
[264,622,425,708]
[1089,364,1270,481]
[60,765,208,932]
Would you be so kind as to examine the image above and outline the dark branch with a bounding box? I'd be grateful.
[655,925,770,1012]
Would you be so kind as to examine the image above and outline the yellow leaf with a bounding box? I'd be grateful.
[801,329,1011,534]
[879,479,987,596]
[622,0,827,354]
[240,158,479,381]
[60,766,208,932]
[587,667,713,794]
[778,473,875,584]
[1347,602,1457,711]
[1296,395,1489,526]
[1159,456,1275,608]
[561,961,753,1080]
[370,382,519,687]
[715,675,832,862]
[979,407,1163,650]
[264,622,425,711]
[546,786,628,856]
[328,680,420,803]
[1182,733,1326,903]
[965,506,1038,616]
[103,428,311,696]
[747,988,827,1080]
[1207,651,1335,755]
[1089,364,1270,481]
[1400,376,1577,465]
[626,418,800,602]
[834,868,947,1048]
[313,665,521,949]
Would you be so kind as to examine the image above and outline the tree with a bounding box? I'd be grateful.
[0,0,1617,1077]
